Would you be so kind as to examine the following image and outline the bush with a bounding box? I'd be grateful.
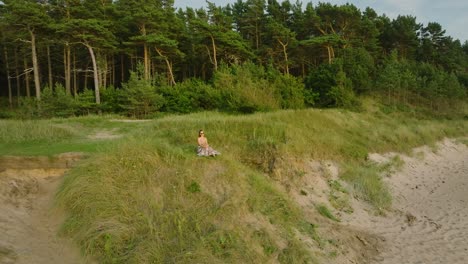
[100,86,124,114]
[156,79,222,113]
[213,63,281,113]
[305,62,360,110]
[328,71,362,111]
[119,67,164,118]
[270,70,305,109]
[304,62,341,107]
[39,84,77,118]
[342,47,375,94]
[75,88,98,115]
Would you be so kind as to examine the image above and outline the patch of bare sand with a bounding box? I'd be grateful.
[0,157,94,264]
[343,138,468,264]
[274,158,381,264]
[110,119,151,123]
[87,129,122,140]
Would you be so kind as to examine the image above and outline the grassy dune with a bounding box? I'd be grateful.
[2,104,467,263]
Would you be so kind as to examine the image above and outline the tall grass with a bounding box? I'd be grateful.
[4,105,462,263]
[0,115,150,156]
[56,139,318,263]
[0,119,77,143]
[52,107,468,263]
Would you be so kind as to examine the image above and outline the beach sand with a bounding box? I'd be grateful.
[343,139,468,264]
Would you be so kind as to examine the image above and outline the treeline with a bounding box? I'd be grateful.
[0,0,467,118]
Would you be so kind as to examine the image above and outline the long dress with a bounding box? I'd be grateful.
[197,137,220,156]
[197,146,220,156]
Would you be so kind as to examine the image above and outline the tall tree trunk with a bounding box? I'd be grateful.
[210,35,218,71]
[84,69,88,90]
[278,39,289,75]
[102,54,108,89]
[121,54,125,85]
[14,48,20,103]
[111,55,115,87]
[73,51,77,95]
[66,44,71,94]
[85,43,100,104]
[302,62,305,78]
[47,45,53,89]
[141,24,150,80]
[29,29,41,100]
[24,57,31,98]
[255,20,259,50]
[64,44,71,94]
[326,45,332,64]
[3,45,13,108]
[155,47,176,86]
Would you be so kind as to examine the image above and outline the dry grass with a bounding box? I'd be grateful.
[32,105,468,263]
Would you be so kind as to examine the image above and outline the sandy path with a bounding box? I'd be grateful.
[0,169,94,264]
[343,139,468,264]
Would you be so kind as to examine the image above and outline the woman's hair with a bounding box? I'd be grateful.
[198,130,204,137]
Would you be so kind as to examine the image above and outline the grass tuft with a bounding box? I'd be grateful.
[316,204,340,222]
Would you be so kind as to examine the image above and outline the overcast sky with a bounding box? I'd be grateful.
[174,0,468,43]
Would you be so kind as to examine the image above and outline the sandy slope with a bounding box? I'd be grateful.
[0,158,93,264]
[343,139,468,264]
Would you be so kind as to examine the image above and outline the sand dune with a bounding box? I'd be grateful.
[0,155,93,264]
[344,139,468,264]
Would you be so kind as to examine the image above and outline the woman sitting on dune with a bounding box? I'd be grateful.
[197,130,220,157]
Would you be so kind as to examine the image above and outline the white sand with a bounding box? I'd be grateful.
[343,139,468,264]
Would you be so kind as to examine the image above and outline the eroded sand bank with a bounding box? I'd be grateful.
[344,139,468,264]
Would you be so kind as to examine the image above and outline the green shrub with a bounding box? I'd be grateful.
[100,86,124,114]
[305,62,341,107]
[327,71,362,111]
[75,88,98,115]
[157,79,222,113]
[119,66,164,118]
[213,63,281,112]
[39,84,77,118]
[342,47,375,94]
[271,73,305,109]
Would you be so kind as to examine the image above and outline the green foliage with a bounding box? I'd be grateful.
[374,55,467,116]
[213,63,281,113]
[328,70,362,111]
[119,66,164,118]
[212,63,305,113]
[341,47,375,94]
[271,72,305,109]
[305,62,362,110]
[305,62,340,107]
[100,86,123,114]
[13,98,41,119]
[73,89,98,115]
[1,0,467,119]
[39,84,77,118]
[156,79,222,113]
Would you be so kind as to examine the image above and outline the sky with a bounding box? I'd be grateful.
[174,0,468,43]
